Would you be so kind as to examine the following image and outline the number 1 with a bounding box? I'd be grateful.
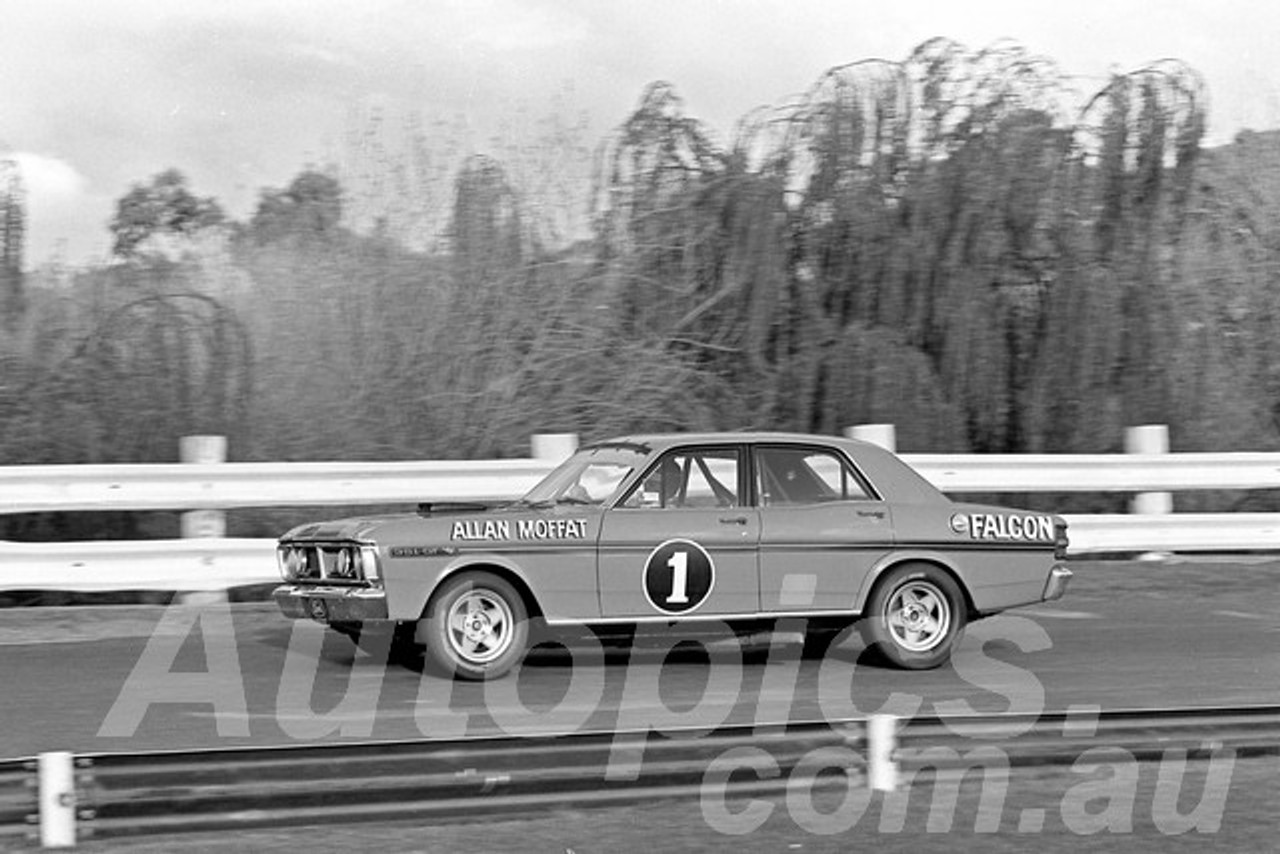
[667,551,688,604]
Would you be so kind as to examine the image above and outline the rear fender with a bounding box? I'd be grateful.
[854,550,974,616]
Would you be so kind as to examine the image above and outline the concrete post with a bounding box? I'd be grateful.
[180,435,227,538]
[846,424,897,452]
[1125,425,1172,514]
[867,714,898,792]
[179,436,228,605]
[531,433,579,463]
[38,751,76,848]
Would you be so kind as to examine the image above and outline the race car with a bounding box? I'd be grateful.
[274,432,1071,679]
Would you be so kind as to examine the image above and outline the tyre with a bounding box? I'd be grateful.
[420,571,529,680]
[859,563,966,669]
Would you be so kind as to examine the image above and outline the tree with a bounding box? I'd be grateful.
[110,169,225,259]
[0,158,24,324]
[246,169,344,246]
[450,154,529,289]
[588,39,1211,456]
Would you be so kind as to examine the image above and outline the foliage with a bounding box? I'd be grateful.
[0,277,251,464]
[110,169,225,259]
[590,40,1221,458]
[6,38,1280,536]
[0,157,24,325]
[244,169,344,247]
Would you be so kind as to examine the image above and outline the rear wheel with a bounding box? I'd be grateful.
[421,572,529,680]
[860,564,966,669]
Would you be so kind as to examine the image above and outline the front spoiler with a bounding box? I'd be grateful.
[273,584,389,622]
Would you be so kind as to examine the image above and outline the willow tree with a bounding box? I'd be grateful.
[1030,60,1207,452]
[592,83,726,330]
[0,158,24,325]
[593,39,1212,453]
[1122,126,1280,467]
[61,292,252,462]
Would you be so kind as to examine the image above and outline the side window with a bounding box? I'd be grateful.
[756,447,873,506]
[621,448,741,509]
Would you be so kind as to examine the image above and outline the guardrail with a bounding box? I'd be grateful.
[0,459,554,515]
[3,452,1280,513]
[12,706,1279,845]
[3,427,1280,592]
[0,538,277,592]
[5,513,1280,593]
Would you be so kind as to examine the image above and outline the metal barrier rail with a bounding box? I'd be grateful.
[909,452,1280,493]
[3,445,1280,591]
[5,513,1279,593]
[0,459,553,515]
[0,760,34,846]
[0,538,276,592]
[3,452,1280,514]
[12,706,1280,844]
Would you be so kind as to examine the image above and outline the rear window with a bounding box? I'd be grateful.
[756,446,874,505]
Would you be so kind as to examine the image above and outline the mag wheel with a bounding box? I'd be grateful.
[422,572,528,680]
[861,564,966,669]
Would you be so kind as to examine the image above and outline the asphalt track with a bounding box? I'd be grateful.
[2,559,1278,761]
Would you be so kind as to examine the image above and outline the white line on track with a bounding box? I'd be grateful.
[1020,609,1102,620]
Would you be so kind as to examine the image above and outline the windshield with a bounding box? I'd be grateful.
[521,445,647,506]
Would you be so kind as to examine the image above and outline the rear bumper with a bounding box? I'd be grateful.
[1041,564,1073,602]
[273,584,389,622]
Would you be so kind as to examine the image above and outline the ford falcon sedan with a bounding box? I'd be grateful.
[274,432,1071,679]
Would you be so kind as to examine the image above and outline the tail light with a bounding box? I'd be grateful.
[1054,520,1070,560]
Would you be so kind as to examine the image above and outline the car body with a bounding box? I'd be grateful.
[274,432,1071,678]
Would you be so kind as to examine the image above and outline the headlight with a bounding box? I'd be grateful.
[333,548,354,578]
[278,545,308,580]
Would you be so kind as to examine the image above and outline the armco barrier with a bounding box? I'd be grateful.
[3,515,1280,593]
[3,453,1280,514]
[14,706,1280,843]
[0,538,277,592]
[3,429,1280,591]
[0,459,554,515]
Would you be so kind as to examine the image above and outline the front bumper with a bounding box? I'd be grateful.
[273,584,389,622]
[1041,564,1073,602]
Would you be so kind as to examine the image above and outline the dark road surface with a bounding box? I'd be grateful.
[2,559,1279,760]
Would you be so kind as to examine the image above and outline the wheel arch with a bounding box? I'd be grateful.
[424,559,545,621]
[856,552,977,619]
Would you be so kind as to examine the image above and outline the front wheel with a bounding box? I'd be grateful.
[860,564,966,669]
[420,572,529,680]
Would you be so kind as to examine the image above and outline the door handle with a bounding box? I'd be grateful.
[719,516,748,525]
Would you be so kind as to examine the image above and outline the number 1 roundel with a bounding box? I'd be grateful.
[643,539,715,614]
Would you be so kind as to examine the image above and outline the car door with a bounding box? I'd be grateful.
[597,445,761,618]
[754,443,893,613]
